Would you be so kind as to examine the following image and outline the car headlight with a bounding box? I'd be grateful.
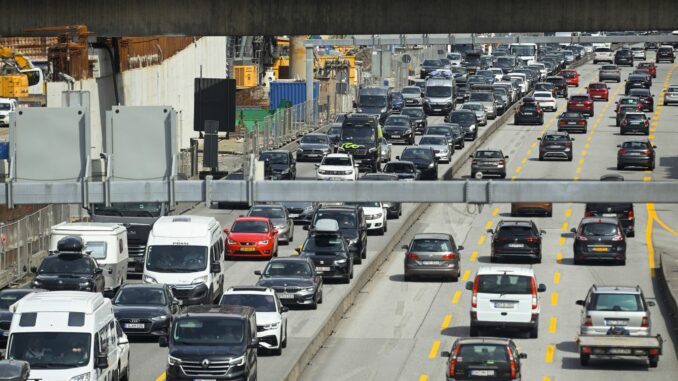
[343,170,354,175]
[228,238,237,245]
[368,147,377,153]
[32,279,42,287]
[428,162,435,168]
[275,225,286,231]
[78,281,93,289]
[297,148,303,152]
[168,355,182,366]
[152,315,169,321]
[144,275,157,284]
[69,373,90,381]
[357,108,363,113]
[338,147,346,153]
[263,322,280,330]
[335,259,348,265]
[318,169,328,175]
[375,213,383,219]
[229,355,246,366]
[565,148,571,152]
[192,275,208,285]
[469,124,476,131]
[258,240,270,245]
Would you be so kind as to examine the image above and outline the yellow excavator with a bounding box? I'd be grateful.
[0,46,45,100]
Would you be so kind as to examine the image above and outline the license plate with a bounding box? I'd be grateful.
[391,135,400,138]
[568,121,577,124]
[316,266,331,272]
[602,213,617,217]
[508,243,525,248]
[194,379,217,381]
[433,108,441,111]
[592,247,609,252]
[240,247,256,252]
[628,152,642,156]
[422,261,440,265]
[523,112,533,115]
[576,103,584,106]
[608,348,632,355]
[494,302,515,308]
[547,146,563,149]
[125,323,145,329]
[307,154,319,157]
[278,293,295,299]
[470,370,495,376]
[605,320,629,326]
[289,213,299,218]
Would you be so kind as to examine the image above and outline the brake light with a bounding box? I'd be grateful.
[578,120,585,125]
[498,160,505,165]
[441,253,457,260]
[649,348,659,355]
[526,237,539,243]
[406,253,420,260]
[641,316,649,328]
[559,120,566,125]
[628,210,634,220]
[644,120,649,127]
[507,347,518,378]
[582,346,592,353]
[642,149,652,155]
[622,120,628,126]
[585,210,592,217]
[515,106,521,112]
[584,316,593,326]
[449,345,461,377]
[531,277,538,310]
[619,149,627,155]
[471,278,479,308]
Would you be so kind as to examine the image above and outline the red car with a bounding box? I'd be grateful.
[567,95,594,116]
[586,82,610,101]
[224,217,279,259]
[637,62,657,78]
[561,69,580,87]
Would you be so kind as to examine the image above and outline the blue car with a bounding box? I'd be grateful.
[391,92,404,111]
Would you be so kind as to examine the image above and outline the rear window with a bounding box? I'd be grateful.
[458,344,508,364]
[562,71,576,78]
[667,86,678,92]
[590,293,643,312]
[625,113,645,120]
[497,226,534,237]
[561,112,583,118]
[543,134,568,142]
[595,48,612,52]
[476,274,533,294]
[410,239,452,252]
[474,150,503,159]
[589,83,606,89]
[659,47,673,53]
[581,223,618,236]
[570,96,590,101]
[622,141,650,149]
[601,65,617,70]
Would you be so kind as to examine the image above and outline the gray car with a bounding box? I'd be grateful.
[401,86,423,106]
[379,137,392,162]
[468,91,497,119]
[576,285,654,337]
[402,233,463,281]
[247,204,294,244]
[599,64,621,83]
[418,135,452,163]
[460,102,488,126]
[296,133,332,161]
[470,149,508,178]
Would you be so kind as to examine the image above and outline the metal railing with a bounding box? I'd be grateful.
[0,204,72,289]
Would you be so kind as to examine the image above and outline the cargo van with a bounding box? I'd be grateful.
[50,222,129,292]
[423,77,456,116]
[6,291,127,381]
[143,216,225,305]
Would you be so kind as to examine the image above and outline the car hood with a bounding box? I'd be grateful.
[361,207,383,215]
[299,143,330,150]
[35,274,92,283]
[113,305,169,319]
[269,218,287,227]
[228,232,269,241]
[170,346,244,359]
[257,277,315,288]
[402,94,420,99]
[256,312,282,326]
[319,165,354,172]
[383,126,409,132]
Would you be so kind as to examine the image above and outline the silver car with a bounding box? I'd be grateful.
[576,285,654,337]
[599,64,621,83]
[418,135,452,163]
[663,85,678,105]
[379,137,392,162]
[402,233,463,281]
[460,102,488,126]
[401,86,423,106]
[246,204,295,244]
[468,91,497,119]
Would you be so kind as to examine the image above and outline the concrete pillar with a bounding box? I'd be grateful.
[289,36,307,80]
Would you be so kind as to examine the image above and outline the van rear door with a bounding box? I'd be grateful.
[475,274,534,323]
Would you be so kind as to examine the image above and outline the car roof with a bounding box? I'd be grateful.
[180,305,255,317]
[359,174,399,180]
[412,233,451,240]
[543,131,569,136]
[497,220,533,228]
[590,285,642,294]
[456,337,513,346]
[261,149,289,154]
[324,153,351,158]
[250,204,284,209]
[269,256,312,264]
[580,217,620,225]
[385,160,416,166]
[225,286,276,295]
[476,266,535,277]
[120,283,166,290]
[317,205,358,212]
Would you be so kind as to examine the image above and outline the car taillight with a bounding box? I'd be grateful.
[581,346,592,353]
[642,149,652,155]
[585,210,592,217]
[622,120,628,126]
[628,210,634,220]
[471,278,479,308]
[584,316,593,326]
[507,347,518,378]
[578,120,585,125]
[644,120,649,126]
[559,120,566,125]
[526,237,539,243]
[641,317,649,328]
[515,106,520,112]
[406,253,420,260]
[449,345,460,377]
[531,277,538,310]
[619,149,627,155]
[498,160,505,165]
[441,253,457,260]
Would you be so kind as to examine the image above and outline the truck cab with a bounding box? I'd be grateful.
[338,113,382,172]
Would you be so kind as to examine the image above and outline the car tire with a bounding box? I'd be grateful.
[649,161,655,170]
[318,289,323,304]
[580,354,590,366]
[361,247,367,259]
[282,325,288,348]
[617,163,624,170]
[619,258,626,266]
[310,298,318,310]
[470,325,480,337]
[649,356,659,368]
[355,256,362,265]
[529,323,539,339]
[500,173,506,179]
[377,226,385,236]
[384,219,388,233]
[272,345,282,356]
[539,154,544,161]
[404,274,412,282]
[567,155,573,162]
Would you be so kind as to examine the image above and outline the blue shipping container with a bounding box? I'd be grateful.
[0,142,8,160]
[269,80,319,111]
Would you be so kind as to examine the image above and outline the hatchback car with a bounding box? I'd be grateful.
[561,69,580,86]
[545,76,568,98]
[255,257,323,309]
[628,88,654,111]
[571,217,627,265]
[470,149,508,179]
[382,161,420,181]
[532,91,557,111]
[598,64,621,82]
[260,150,296,180]
[656,45,675,63]
[576,285,654,337]
[488,220,545,263]
[441,337,527,381]
[297,219,354,283]
[460,102,488,126]
[296,133,332,162]
[538,131,574,161]
[567,95,594,116]
[620,112,650,135]
[247,204,294,244]
[398,147,438,180]
[309,205,367,263]
[631,46,646,60]
[586,82,610,101]
[662,84,678,105]
[402,233,463,281]
[419,135,453,163]
[383,115,415,144]
[400,107,427,133]
[112,283,180,338]
[224,217,279,259]
[446,110,479,140]
[617,140,656,170]
[614,49,634,66]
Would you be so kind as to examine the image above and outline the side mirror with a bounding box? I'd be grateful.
[457,245,464,251]
[95,354,109,369]
[315,163,321,168]
[273,229,279,235]
[211,263,222,273]
[159,336,169,347]
[465,281,474,291]
[575,300,585,306]
[519,353,528,359]
[441,351,451,358]
[571,138,575,141]
[486,229,494,234]
[223,228,230,235]
[540,230,546,235]
[254,270,262,276]
[30,266,37,273]
[537,283,547,293]
[395,156,400,160]
[469,155,474,159]
[537,137,542,140]
[617,144,621,148]
[281,306,289,313]
[95,268,104,275]
[504,155,509,159]
[570,228,577,233]
[401,244,409,250]
[108,268,113,274]
[653,145,657,149]
[248,338,260,349]
[293,248,300,254]
[648,301,656,307]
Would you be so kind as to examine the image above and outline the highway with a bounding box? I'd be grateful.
[298,55,678,381]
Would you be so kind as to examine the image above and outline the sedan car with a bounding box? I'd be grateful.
[112,283,180,338]
[398,147,438,180]
[446,110,478,141]
[282,201,317,225]
[460,102,488,126]
[400,107,427,133]
[260,150,296,180]
[296,133,332,162]
[567,95,594,116]
[297,221,354,283]
[382,161,420,181]
[470,149,508,179]
[425,124,465,149]
[247,204,294,244]
[599,64,621,82]
[441,337,527,381]
[401,86,423,106]
[620,112,650,135]
[418,135,453,163]
[402,233,463,281]
[255,257,323,309]
[617,140,656,170]
[383,115,415,145]
[488,220,545,263]
[224,217,279,259]
[586,82,610,101]
[557,111,588,133]
[533,91,557,111]
[571,217,627,265]
[538,131,574,161]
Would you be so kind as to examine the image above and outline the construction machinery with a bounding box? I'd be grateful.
[0,46,45,100]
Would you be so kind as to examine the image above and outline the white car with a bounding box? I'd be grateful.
[593,47,614,64]
[220,286,288,354]
[533,91,557,112]
[0,97,17,127]
[352,201,388,235]
[465,266,547,338]
[489,68,504,82]
[631,47,646,60]
[507,73,528,94]
[115,321,131,381]
[316,153,358,181]
[446,52,463,67]
[527,63,547,80]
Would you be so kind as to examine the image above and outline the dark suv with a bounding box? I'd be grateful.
[31,237,105,293]
[571,217,627,265]
[656,45,675,63]
[546,76,568,98]
[441,337,527,381]
[398,147,438,180]
[614,49,634,66]
[298,220,354,283]
[514,100,544,125]
[538,131,574,161]
[488,220,545,263]
[159,305,258,381]
[308,205,367,263]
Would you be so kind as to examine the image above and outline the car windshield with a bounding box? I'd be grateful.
[173,317,245,346]
[232,220,269,233]
[384,163,415,173]
[570,96,589,101]
[402,87,420,94]
[458,344,508,364]
[589,83,606,89]
[449,112,475,124]
[260,152,288,164]
[419,136,447,145]
[341,126,376,144]
[401,149,432,161]
[322,157,352,166]
[423,59,441,66]
[582,223,618,236]
[426,127,450,136]
[263,261,312,277]
[93,202,162,217]
[561,112,583,118]
[146,246,208,273]
[476,274,533,294]
[462,104,484,111]
[629,75,646,82]
[601,65,617,70]
[511,45,536,56]
[0,103,11,111]
[114,287,166,305]
[359,95,386,107]
[303,236,345,254]
[301,135,328,144]
[497,57,513,65]
[622,141,650,149]
[426,86,452,97]
[475,151,503,159]
[410,239,452,252]
[620,98,639,105]
[7,332,91,369]
[667,86,678,92]
[0,292,30,310]
[249,207,286,219]
[220,294,276,313]
[401,109,424,118]
[385,118,409,127]
[543,134,568,142]
[39,256,93,274]
[625,113,645,121]
[535,83,553,91]
[590,293,643,312]
[314,211,356,228]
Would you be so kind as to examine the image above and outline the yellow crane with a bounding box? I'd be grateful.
[0,46,45,99]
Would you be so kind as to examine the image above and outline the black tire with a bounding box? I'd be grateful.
[471,171,476,178]
[567,155,573,162]
[318,289,323,304]
[649,356,659,368]
[355,256,362,265]
[500,173,507,179]
[112,369,119,381]
[617,163,624,170]
[539,154,544,161]
[574,257,583,265]
[627,231,635,238]
[529,323,539,339]
[580,354,590,366]
[271,346,282,356]
[404,274,412,282]
[361,247,367,259]
[470,325,480,337]
[384,219,388,233]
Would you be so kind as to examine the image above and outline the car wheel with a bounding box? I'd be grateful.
[361,246,367,259]
[617,163,624,170]
[318,288,323,304]
[470,324,480,337]
[272,345,282,356]
[384,219,388,233]
[567,155,573,162]
[377,226,385,236]
[282,325,288,348]
[529,323,539,339]
[619,258,626,266]
[539,154,544,161]
[649,356,659,368]
[343,273,351,284]
[649,161,655,170]
[580,354,591,366]
[310,298,318,310]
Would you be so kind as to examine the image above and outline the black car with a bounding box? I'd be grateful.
[420,59,444,79]
[571,217,627,265]
[297,223,354,283]
[159,305,258,381]
[359,173,403,218]
[281,201,317,224]
[326,125,342,146]
[400,107,427,134]
[398,147,438,180]
[308,205,367,263]
[614,49,634,66]
[545,76,568,98]
[557,112,587,133]
[425,124,465,150]
[383,115,415,145]
[382,161,421,181]
[31,238,105,293]
[488,220,545,263]
[656,45,675,63]
[514,101,544,125]
[620,112,650,135]
[617,140,656,170]
[259,150,296,180]
[628,88,654,111]
[456,81,470,103]
[0,289,45,348]
[296,133,332,162]
[255,257,323,309]
[625,74,651,95]
[446,110,478,140]
[441,337,527,381]
[112,283,180,338]
[616,104,640,127]
[538,131,574,161]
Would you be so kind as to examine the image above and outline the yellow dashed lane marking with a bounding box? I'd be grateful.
[452,291,462,304]
[545,345,555,363]
[462,270,470,281]
[429,341,440,359]
[551,292,559,306]
[470,251,478,262]
[549,317,557,334]
[441,314,452,330]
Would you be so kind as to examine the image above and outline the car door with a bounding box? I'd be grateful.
[288,152,296,178]
[115,321,130,378]
[270,220,279,252]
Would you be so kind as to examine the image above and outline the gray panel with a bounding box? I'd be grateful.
[106,106,177,181]
[10,107,89,182]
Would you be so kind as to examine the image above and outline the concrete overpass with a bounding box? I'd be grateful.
[4,0,678,36]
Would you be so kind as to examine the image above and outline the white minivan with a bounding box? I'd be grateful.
[143,216,225,305]
[6,291,128,381]
[465,266,547,338]
[50,222,129,292]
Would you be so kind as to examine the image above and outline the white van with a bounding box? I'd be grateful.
[50,222,129,292]
[6,291,128,381]
[143,216,225,305]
